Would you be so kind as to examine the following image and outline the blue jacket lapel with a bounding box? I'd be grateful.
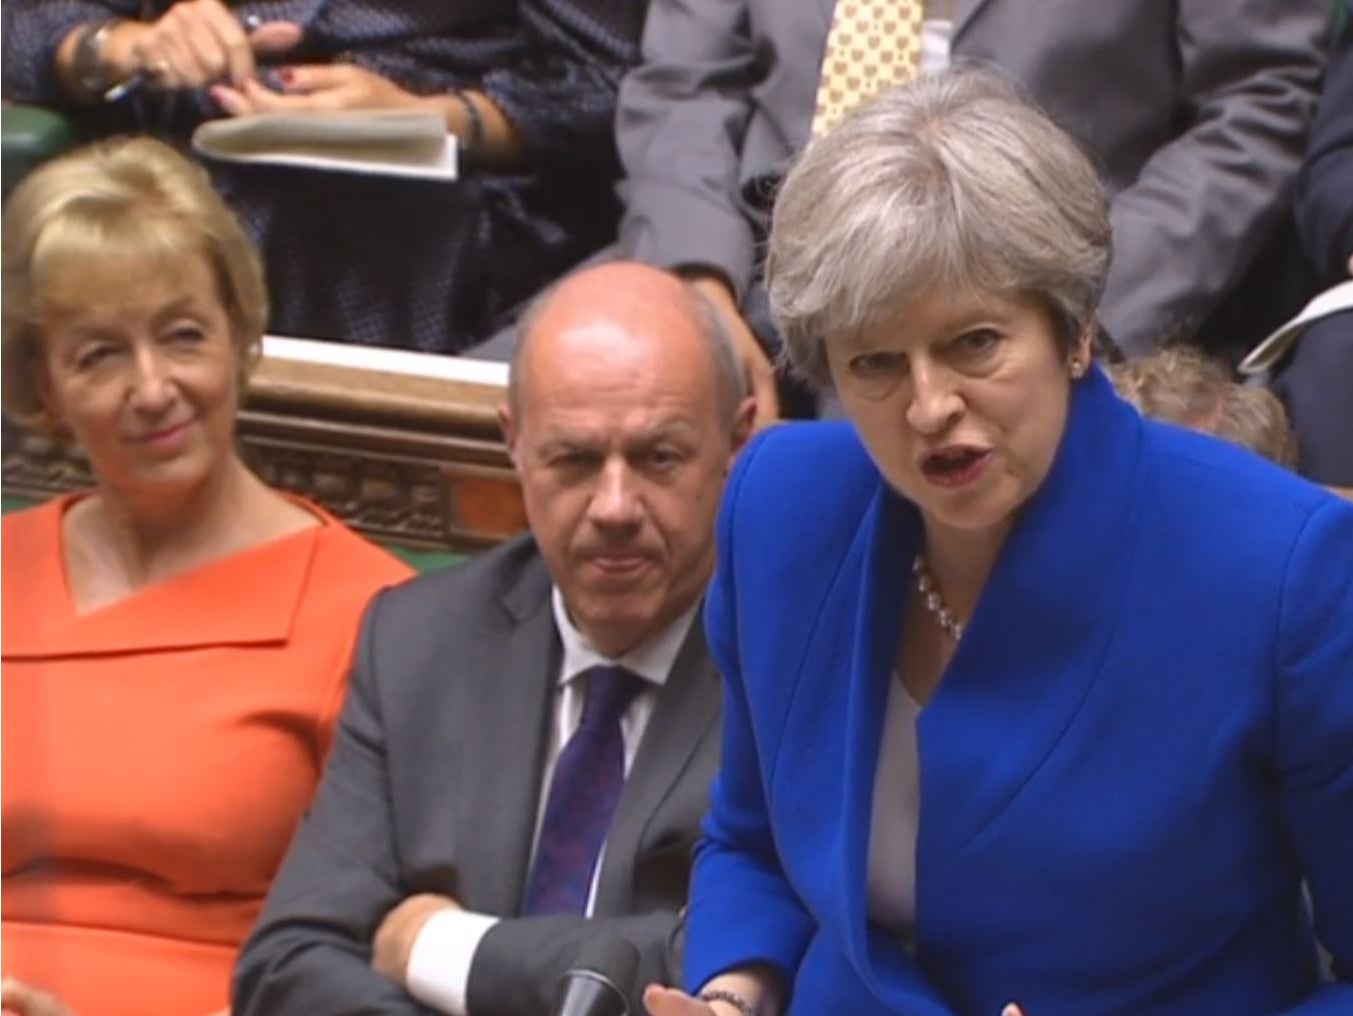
[915,370,1145,919]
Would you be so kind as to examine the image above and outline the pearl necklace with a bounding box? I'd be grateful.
[912,555,964,642]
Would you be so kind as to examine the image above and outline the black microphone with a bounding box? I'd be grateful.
[549,933,641,1016]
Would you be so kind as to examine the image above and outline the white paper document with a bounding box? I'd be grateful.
[192,109,458,182]
[1239,279,1353,375]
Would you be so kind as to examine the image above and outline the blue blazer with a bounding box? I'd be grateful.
[683,369,1353,1014]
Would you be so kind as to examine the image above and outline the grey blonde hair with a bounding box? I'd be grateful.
[508,269,747,424]
[2,136,267,427]
[767,67,1113,388]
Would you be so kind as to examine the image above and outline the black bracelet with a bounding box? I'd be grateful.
[451,89,485,157]
[697,989,758,1016]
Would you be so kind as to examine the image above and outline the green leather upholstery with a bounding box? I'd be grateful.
[2,105,80,195]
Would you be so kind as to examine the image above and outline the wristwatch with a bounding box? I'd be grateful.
[72,19,124,98]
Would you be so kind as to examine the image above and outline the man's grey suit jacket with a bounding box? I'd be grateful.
[233,534,722,1015]
[615,0,1329,355]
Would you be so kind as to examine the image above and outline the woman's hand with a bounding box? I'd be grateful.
[0,979,73,1016]
[112,0,301,90]
[641,986,726,1015]
[211,64,418,116]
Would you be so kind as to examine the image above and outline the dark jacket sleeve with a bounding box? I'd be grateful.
[232,591,436,1016]
[1295,24,1353,285]
[1098,0,1327,354]
[479,0,645,163]
[1,0,139,104]
[612,0,762,300]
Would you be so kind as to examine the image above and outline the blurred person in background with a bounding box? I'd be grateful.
[1,0,645,353]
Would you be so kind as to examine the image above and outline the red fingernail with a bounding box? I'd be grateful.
[277,67,294,85]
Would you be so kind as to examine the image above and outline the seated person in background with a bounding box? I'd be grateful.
[1107,347,1299,468]
[232,263,755,1015]
[1,0,645,353]
[1274,16,1353,488]
[646,70,1352,1016]
[591,0,1328,424]
[0,137,411,1016]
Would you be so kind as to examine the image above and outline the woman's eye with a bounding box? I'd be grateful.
[75,344,118,370]
[955,328,1001,356]
[848,351,904,379]
[168,324,206,344]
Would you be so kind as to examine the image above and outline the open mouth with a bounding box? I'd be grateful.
[919,447,992,488]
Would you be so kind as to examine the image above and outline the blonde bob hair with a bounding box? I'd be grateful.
[1,136,267,427]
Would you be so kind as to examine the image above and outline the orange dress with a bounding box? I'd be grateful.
[1,494,413,1016]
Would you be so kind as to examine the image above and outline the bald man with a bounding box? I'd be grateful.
[234,264,755,1016]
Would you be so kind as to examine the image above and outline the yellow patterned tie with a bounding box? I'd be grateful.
[811,0,926,137]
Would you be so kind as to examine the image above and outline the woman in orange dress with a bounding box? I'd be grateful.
[0,137,413,1016]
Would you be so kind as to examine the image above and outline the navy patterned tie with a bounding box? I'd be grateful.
[521,665,644,915]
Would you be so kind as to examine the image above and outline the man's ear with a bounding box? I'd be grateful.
[729,395,757,458]
[498,400,521,468]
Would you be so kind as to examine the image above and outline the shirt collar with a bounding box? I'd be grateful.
[551,586,700,690]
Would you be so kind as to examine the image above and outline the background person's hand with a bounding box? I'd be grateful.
[212,64,418,116]
[108,0,301,91]
[370,892,460,984]
[0,979,73,1016]
[688,276,780,431]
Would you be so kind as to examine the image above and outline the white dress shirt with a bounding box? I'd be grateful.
[921,0,955,75]
[866,675,923,933]
[405,591,701,1014]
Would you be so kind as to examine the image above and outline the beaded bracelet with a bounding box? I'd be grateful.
[697,988,758,1016]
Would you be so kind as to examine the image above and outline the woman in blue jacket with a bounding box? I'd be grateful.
[646,70,1353,1016]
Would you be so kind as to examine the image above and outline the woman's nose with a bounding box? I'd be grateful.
[905,363,963,434]
[127,347,176,413]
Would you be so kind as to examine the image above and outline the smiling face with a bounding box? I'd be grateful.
[38,252,243,500]
[502,279,750,658]
[828,288,1085,539]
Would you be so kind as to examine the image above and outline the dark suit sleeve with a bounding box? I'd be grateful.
[613,0,762,301]
[1295,27,1353,284]
[1098,0,1327,354]
[479,0,644,163]
[465,912,682,1014]
[233,591,436,1016]
[1273,497,1353,1013]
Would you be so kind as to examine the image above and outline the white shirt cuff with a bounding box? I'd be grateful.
[405,907,501,1015]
